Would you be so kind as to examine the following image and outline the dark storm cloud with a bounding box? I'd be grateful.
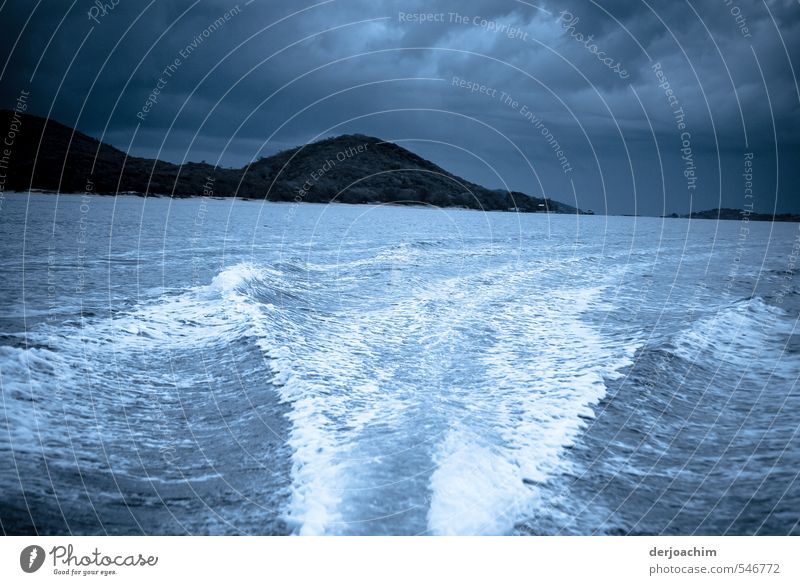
[1,0,798,214]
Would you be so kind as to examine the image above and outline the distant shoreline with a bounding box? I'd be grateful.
[12,191,799,222]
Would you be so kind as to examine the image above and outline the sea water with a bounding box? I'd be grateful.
[1,193,797,535]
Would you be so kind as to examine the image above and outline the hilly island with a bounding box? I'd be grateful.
[0,110,579,214]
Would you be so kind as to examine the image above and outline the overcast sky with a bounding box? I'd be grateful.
[1,0,798,215]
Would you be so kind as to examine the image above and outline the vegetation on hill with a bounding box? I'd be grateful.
[0,110,580,213]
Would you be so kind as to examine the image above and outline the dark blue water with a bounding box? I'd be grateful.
[1,193,798,534]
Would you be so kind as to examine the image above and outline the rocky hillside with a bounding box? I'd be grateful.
[0,110,580,213]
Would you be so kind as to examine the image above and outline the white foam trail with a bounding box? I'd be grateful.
[258,255,493,535]
[260,295,434,534]
[1,254,645,534]
[427,282,638,535]
[671,297,798,378]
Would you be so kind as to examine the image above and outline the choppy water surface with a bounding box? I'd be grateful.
[1,193,798,535]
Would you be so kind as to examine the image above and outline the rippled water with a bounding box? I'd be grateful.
[1,193,798,535]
